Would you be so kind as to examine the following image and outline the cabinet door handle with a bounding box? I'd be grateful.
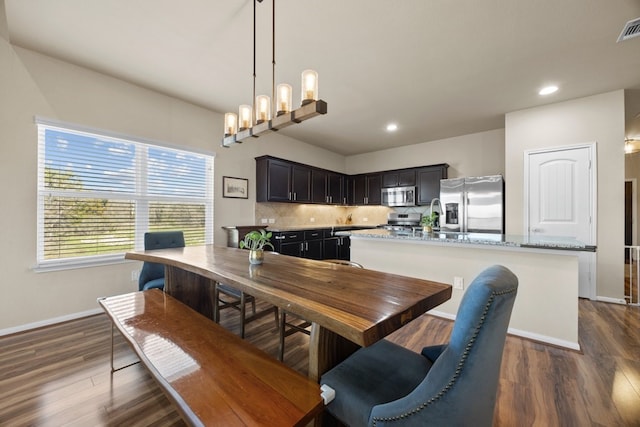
[294,192,297,201]
[300,243,304,251]
[305,242,309,251]
[288,192,292,201]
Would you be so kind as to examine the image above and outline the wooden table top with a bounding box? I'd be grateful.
[126,245,452,347]
[100,290,323,426]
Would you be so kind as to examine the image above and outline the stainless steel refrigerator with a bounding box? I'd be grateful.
[439,175,505,233]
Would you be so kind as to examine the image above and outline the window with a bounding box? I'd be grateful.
[36,118,214,270]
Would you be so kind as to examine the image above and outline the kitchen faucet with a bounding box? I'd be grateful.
[429,198,443,230]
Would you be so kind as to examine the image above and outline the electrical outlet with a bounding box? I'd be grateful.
[131,270,140,282]
[310,217,315,222]
[268,218,275,224]
[453,276,464,290]
[261,218,268,224]
[363,217,368,222]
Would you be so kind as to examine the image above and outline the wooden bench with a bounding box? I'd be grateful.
[99,289,324,427]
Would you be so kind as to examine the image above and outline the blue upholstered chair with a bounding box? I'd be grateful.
[138,231,185,291]
[320,265,518,427]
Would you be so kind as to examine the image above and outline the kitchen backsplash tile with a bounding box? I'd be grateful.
[255,203,392,227]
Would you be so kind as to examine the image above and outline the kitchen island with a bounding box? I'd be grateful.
[342,228,595,350]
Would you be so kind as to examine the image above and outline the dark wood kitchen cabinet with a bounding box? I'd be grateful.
[323,235,350,260]
[416,164,449,205]
[257,155,446,207]
[256,156,311,203]
[272,229,323,259]
[312,169,345,204]
[327,172,344,205]
[352,173,382,205]
[311,169,327,204]
[382,169,416,188]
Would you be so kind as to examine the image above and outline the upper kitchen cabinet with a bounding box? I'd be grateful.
[327,172,345,204]
[256,156,311,203]
[352,173,382,205]
[311,169,344,204]
[382,169,416,188]
[311,168,327,203]
[416,164,449,205]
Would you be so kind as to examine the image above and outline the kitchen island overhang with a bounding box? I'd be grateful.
[344,229,594,351]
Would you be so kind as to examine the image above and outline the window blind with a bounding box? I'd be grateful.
[36,118,214,269]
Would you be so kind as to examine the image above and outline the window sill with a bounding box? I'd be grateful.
[32,254,137,273]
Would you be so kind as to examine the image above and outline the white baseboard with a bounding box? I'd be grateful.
[506,327,581,351]
[0,308,103,337]
[595,296,627,305]
[428,310,455,321]
[427,310,581,351]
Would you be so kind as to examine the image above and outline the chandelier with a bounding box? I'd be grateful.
[222,0,327,147]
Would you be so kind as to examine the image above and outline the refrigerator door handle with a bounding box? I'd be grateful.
[463,193,468,233]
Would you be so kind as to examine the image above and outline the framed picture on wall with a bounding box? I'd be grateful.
[222,176,248,199]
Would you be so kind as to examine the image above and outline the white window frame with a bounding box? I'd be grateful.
[35,117,215,271]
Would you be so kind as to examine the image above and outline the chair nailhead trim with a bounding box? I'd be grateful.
[371,286,517,426]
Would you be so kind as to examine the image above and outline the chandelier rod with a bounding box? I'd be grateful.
[252,0,258,121]
[272,0,276,112]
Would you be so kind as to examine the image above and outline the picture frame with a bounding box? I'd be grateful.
[222,176,248,199]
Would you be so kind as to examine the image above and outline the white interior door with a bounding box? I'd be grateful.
[526,144,596,299]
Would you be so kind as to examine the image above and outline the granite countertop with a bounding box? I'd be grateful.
[264,224,377,232]
[340,228,596,252]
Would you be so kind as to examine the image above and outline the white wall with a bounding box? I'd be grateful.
[505,91,626,300]
[351,237,580,349]
[1,8,629,332]
[345,129,505,178]
[0,34,342,332]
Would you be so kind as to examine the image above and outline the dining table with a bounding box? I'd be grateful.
[125,245,452,381]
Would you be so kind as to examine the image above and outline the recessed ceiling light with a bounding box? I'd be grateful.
[386,123,398,132]
[539,85,558,96]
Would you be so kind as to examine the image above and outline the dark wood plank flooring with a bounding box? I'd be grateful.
[1,298,639,426]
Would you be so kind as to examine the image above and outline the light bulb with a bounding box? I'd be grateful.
[301,69,318,105]
[224,113,237,136]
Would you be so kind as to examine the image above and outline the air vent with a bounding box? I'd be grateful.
[617,17,640,42]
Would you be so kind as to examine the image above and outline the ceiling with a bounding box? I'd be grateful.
[5,0,640,155]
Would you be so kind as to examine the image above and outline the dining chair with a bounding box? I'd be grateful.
[320,264,518,427]
[278,259,364,362]
[213,283,278,339]
[138,231,185,291]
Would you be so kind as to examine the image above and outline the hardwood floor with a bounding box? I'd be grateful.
[1,298,639,426]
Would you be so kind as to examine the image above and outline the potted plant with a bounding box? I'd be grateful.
[239,229,274,264]
[420,212,438,233]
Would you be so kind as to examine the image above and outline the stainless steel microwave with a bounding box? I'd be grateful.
[381,186,417,207]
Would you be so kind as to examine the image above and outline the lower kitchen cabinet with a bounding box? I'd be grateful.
[272,230,324,259]
[323,236,350,261]
[302,230,324,259]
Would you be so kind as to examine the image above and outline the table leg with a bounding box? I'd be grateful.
[308,323,360,382]
[164,266,217,319]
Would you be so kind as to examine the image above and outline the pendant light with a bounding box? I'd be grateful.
[222,0,327,147]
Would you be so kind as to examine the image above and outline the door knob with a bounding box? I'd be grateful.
[531,227,542,232]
